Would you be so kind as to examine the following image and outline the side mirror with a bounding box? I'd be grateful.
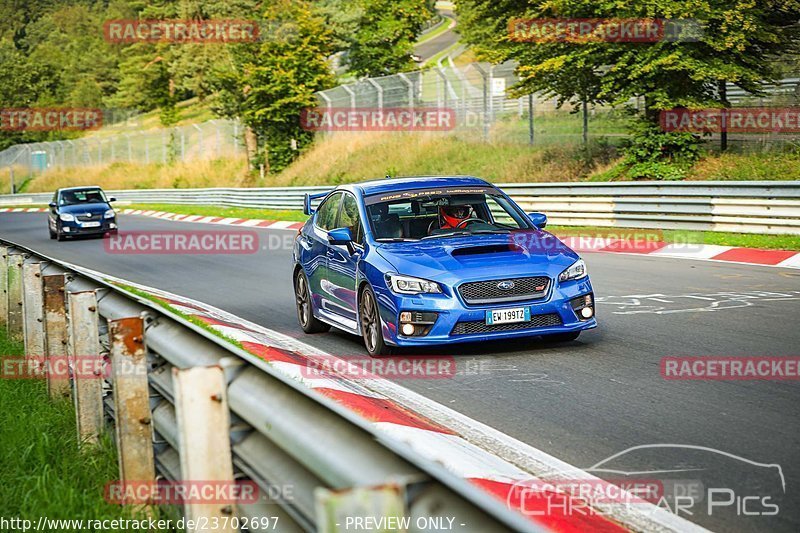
[48,202,57,209]
[528,212,548,229]
[108,197,117,202]
[327,227,353,246]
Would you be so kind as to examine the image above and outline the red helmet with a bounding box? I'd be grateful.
[439,205,472,229]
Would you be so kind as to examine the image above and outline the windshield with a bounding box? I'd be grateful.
[59,189,108,206]
[364,187,531,241]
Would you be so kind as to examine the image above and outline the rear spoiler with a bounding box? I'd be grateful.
[303,191,331,216]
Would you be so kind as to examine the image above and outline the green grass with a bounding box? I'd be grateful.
[113,283,245,350]
[120,205,797,251]
[416,15,452,45]
[125,203,309,222]
[549,226,800,251]
[0,329,170,528]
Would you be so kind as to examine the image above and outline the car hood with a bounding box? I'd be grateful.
[375,231,579,284]
[59,203,110,215]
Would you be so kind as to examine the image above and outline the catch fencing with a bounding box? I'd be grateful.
[0,239,540,533]
[1,63,799,184]
[1,180,798,235]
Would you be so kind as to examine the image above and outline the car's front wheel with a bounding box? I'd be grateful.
[55,222,66,241]
[294,270,330,334]
[359,285,395,357]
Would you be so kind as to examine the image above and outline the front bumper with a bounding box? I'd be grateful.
[377,278,596,347]
[61,219,117,235]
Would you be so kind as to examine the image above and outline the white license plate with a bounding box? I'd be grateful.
[486,307,531,325]
[81,221,101,228]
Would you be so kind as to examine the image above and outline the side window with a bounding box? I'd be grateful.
[338,193,364,244]
[315,192,342,231]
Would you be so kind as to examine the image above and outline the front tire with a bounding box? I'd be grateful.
[56,223,66,241]
[294,270,330,334]
[359,285,395,357]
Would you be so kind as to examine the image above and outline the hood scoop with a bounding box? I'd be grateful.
[451,243,523,257]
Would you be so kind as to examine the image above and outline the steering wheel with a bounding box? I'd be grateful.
[455,217,484,229]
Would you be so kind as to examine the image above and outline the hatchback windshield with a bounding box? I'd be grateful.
[59,189,108,206]
[364,186,531,241]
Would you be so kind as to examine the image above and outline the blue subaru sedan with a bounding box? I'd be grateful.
[292,177,596,355]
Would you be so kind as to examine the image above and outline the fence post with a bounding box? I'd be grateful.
[0,246,7,326]
[7,253,24,340]
[22,262,46,375]
[109,317,155,494]
[173,366,237,532]
[528,94,535,146]
[43,274,70,399]
[68,290,104,445]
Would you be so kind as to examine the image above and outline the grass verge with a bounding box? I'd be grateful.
[125,203,309,222]
[119,205,798,251]
[549,226,800,251]
[0,329,166,527]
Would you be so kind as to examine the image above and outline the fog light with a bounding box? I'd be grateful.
[401,323,416,336]
[109,223,117,229]
[62,227,70,232]
[399,311,412,322]
[581,307,594,319]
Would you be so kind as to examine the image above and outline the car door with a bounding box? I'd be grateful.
[324,192,364,324]
[305,192,343,314]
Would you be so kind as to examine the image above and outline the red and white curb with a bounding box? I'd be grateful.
[63,265,706,533]
[3,206,798,269]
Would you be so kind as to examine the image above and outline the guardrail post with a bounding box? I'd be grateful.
[68,290,104,445]
[173,366,236,532]
[109,317,155,494]
[0,245,7,326]
[43,274,70,399]
[22,262,46,375]
[316,484,407,533]
[7,253,25,340]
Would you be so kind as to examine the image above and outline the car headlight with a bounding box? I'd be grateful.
[59,213,75,222]
[559,259,587,282]
[387,274,442,295]
[104,209,115,219]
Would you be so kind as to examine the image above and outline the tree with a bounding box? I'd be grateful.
[343,0,433,77]
[457,0,800,174]
[212,0,335,172]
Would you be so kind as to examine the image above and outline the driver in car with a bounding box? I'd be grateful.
[438,204,476,230]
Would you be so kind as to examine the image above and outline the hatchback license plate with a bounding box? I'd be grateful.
[81,221,101,228]
[486,307,530,325]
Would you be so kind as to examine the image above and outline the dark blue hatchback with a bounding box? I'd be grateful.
[48,186,118,241]
[292,176,596,356]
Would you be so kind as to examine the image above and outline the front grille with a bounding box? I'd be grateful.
[458,276,550,305]
[451,313,562,335]
[76,214,99,222]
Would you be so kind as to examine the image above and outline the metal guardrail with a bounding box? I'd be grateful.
[0,240,540,533]
[1,180,799,235]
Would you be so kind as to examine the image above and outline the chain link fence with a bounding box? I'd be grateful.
[315,61,800,149]
[1,61,799,194]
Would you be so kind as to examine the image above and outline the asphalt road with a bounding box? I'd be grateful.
[3,212,799,532]
[415,9,459,63]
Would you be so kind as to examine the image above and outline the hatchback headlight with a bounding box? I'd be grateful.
[59,213,75,222]
[387,274,442,295]
[559,259,587,282]
[104,209,115,219]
